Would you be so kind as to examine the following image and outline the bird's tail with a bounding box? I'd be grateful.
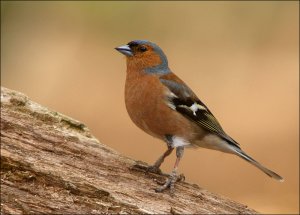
[232,147,284,182]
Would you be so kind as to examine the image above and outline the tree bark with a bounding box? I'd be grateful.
[0,87,257,214]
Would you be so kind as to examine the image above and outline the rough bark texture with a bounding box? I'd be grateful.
[0,87,257,214]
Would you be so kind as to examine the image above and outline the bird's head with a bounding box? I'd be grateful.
[115,40,170,74]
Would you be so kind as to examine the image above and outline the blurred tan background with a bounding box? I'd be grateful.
[1,1,299,214]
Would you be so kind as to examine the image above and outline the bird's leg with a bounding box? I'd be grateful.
[147,146,174,174]
[155,146,185,194]
[131,136,174,175]
[147,134,174,174]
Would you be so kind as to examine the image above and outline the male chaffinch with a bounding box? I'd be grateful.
[115,40,283,193]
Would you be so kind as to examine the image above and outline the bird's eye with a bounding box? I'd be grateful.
[139,46,147,52]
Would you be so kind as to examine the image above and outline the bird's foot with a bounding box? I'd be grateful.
[130,161,163,175]
[130,161,149,172]
[146,165,162,175]
[154,170,185,195]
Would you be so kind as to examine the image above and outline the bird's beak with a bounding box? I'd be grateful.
[115,45,133,57]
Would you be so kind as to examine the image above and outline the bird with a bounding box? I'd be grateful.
[115,40,284,193]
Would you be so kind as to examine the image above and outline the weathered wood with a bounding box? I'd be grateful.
[0,87,257,214]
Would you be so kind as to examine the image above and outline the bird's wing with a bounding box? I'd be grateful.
[159,73,239,147]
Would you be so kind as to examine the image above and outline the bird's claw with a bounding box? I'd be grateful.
[130,161,149,172]
[154,170,184,194]
[146,165,162,175]
[130,161,163,175]
[177,173,185,182]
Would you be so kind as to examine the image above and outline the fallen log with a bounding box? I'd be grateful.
[0,87,257,214]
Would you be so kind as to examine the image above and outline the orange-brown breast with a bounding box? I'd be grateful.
[125,69,199,142]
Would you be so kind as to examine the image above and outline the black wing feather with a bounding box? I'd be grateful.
[160,78,240,147]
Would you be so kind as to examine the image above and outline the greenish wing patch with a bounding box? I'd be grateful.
[201,112,224,133]
[196,112,240,146]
